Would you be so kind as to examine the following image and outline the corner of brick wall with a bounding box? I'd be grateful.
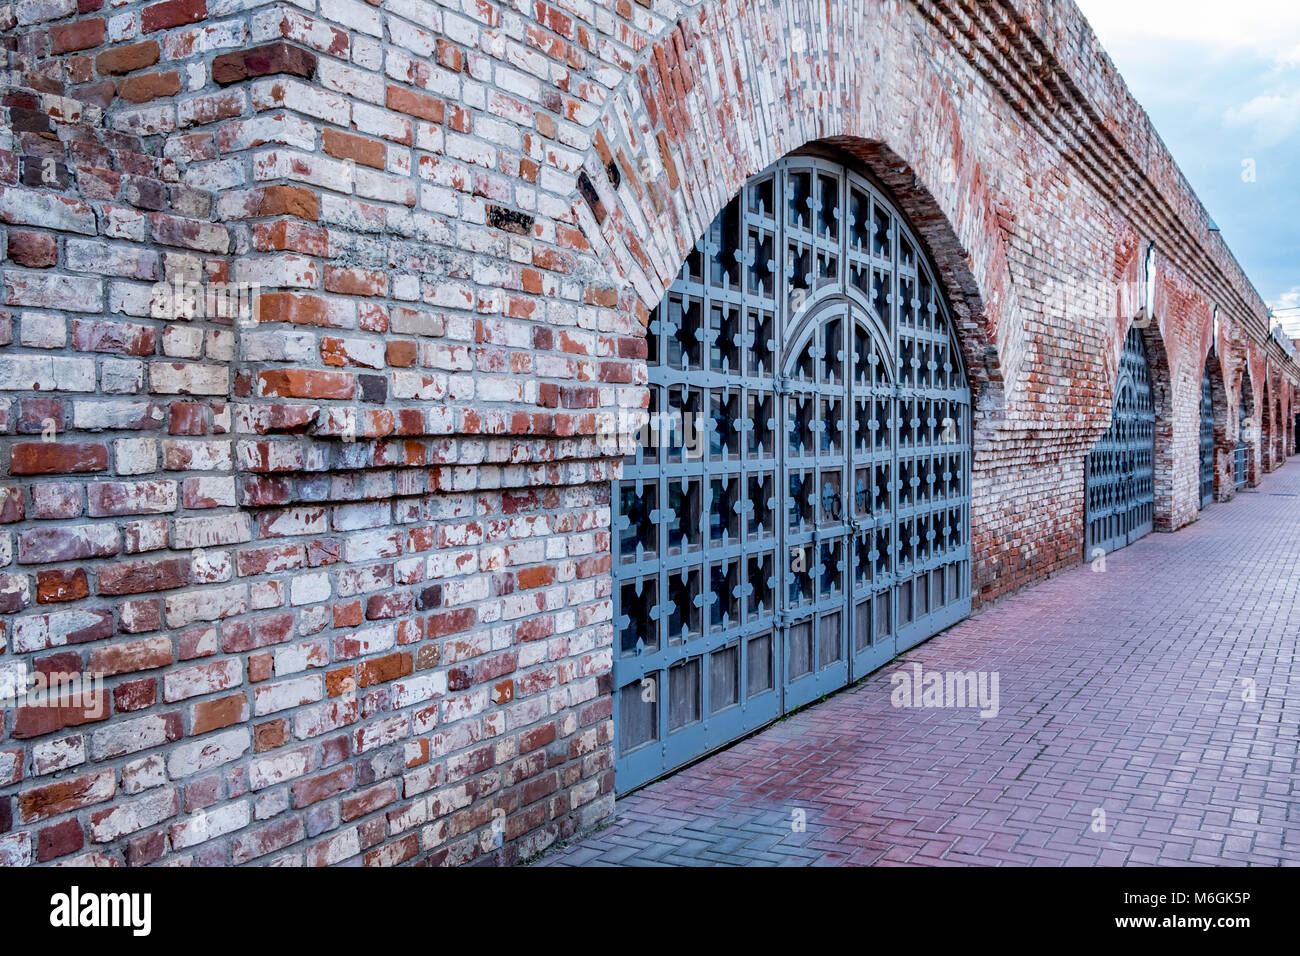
[0,0,619,867]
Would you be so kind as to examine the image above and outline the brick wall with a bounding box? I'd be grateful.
[0,0,1296,866]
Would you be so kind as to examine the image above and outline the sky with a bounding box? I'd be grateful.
[1073,0,1300,335]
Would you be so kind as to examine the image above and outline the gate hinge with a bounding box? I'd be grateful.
[773,375,789,395]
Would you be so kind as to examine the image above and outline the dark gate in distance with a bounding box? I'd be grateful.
[1199,367,1215,508]
[1084,325,1155,556]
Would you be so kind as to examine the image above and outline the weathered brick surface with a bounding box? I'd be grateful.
[0,0,1296,869]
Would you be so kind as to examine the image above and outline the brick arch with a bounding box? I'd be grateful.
[1095,235,1177,528]
[1269,365,1287,468]
[1261,374,1277,472]
[1199,345,1233,502]
[1236,359,1259,487]
[1117,310,1176,529]
[1278,393,1286,463]
[564,0,1013,421]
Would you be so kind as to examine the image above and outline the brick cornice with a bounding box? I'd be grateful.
[909,0,1300,388]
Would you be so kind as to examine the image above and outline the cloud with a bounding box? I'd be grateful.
[1078,0,1300,144]
[1075,1,1300,309]
[1279,44,1300,69]
[1224,88,1300,144]
[1272,287,1300,311]
[1076,0,1300,59]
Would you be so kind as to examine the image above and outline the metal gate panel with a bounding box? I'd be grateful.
[612,155,972,792]
[848,314,898,676]
[1085,325,1155,556]
[1199,368,1215,508]
[892,228,972,651]
[780,304,851,711]
[611,167,784,789]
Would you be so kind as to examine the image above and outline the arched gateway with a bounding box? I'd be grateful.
[611,153,973,791]
[1235,375,1253,490]
[1199,364,1215,508]
[1084,325,1155,556]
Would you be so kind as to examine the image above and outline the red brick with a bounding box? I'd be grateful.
[341,782,397,822]
[96,40,160,75]
[436,39,463,72]
[71,319,157,356]
[220,612,293,653]
[323,266,387,297]
[325,667,355,697]
[11,442,108,475]
[251,185,319,221]
[258,369,354,400]
[119,599,162,633]
[97,557,189,596]
[357,652,412,688]
[117,69,181,104]
[291,765,354,808]
[386,85,444,123]
[253,718,287,752]
[127,830,168,865]
[88,635,173,676]
[322,128,385,169]
[17,770,114,823]
[114,678,157,712]
[212,42,317,85]
[142,0,206,33]
[36,818,85,862]
[36,568,89,603]
[6,229,57,267]
[191,693,249,735]
[516,566,555,589]
[51,18,106,54]
[87,480,176,517]
[17,398,65,435]
[386,340,417,367]
[11,689,112,739]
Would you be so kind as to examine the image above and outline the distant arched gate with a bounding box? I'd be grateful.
[1199,368,1214,508]
[1262,380,1274,470]
[1235,379,1250,490]
[1085,325,1155,556]
[612,155,972,791]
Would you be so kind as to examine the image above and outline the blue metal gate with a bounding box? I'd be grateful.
[1199,368,1214,508]
[1084,325,1155,556]
[1234,379,1249,490]
[611,155,972,792]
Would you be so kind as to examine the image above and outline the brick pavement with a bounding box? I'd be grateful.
[534,463,1300,866]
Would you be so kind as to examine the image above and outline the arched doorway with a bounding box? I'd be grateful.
[1235,374,1253,490]
[612,153,972,791]
[1275,397,1284,464]
[1085,325,1155,556]
[1199,364,1215,508]
[1262,379,1273,471]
